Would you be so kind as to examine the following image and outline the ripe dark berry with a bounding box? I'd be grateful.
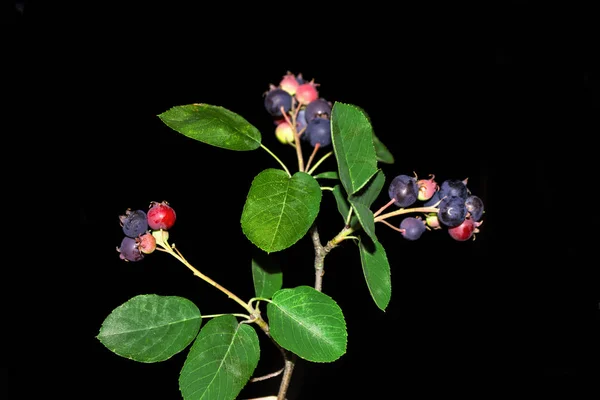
[305,98,332,122]
[119,209,148,238]
[399,217,427,240]
[388,174,418,208]
[465,195,484,221]
[306,117,332,147]
[439,179,468,200]
[437,195,467,227]
[147,201,177,230]
[448,218,481,241]
[264,88,293,117]
[296,109,308,134]
[117,236,144,262]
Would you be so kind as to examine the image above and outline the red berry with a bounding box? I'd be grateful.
[147,201,176,230]
[295,82,319,105]
[447,218,482,241]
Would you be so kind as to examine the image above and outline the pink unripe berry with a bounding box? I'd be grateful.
[137,232,156,254]
[295,82,319,105]
[425,213,441,229]
[417,174,438,201]
[275,121,294,144]
[280,72,299,95]
[147,201,176,230]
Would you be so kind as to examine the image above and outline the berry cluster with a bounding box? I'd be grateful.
[117,201,177,262]
[265,71,333,148]
[384,173,484,241]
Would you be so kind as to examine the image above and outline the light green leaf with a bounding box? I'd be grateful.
[349,201,377,242]
[373,134,395,164]
[96,294,201,363]
[179,315,260,400]
[158,104,261,151]
[359,236,391,311]
[331,102,378,195]
[313,171,339,180]
[241,169,322,253]
[267,286,347,362]
[251,250,282,299]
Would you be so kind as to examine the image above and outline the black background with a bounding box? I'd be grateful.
[10,1,599,398]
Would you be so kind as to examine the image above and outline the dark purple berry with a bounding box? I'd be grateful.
[117,236,144,262]
[119,209,148,238]
[399,217,427,240]
[388,174,418,208]
[437,195,467,227]
[465,195,484,221]
[306,117,332,147]
[305,98,332,122]
[423,190,441,207]
[296,109,308,133]
[264,88,292,117]
[439,179,468,200]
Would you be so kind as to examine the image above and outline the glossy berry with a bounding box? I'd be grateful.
[264,88,293,117]
[275,121,294,144]
[399,217,427,240]
[437,195,467,227]
[423,190,441,207]
[388,174,418,208]
[306,117,332,147]
[137,232,157,254]
[296,109,308,134]
[465,195,484,221]
[417,174,438,201]
[439,179,468,200]
[448,218,481,241]
[147,201,177,230]
[119,209,148,238]
[305,98,332,122]
[295,82,319,105]
[117,236,144,262]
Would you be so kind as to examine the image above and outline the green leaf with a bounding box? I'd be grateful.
[349,169,385,208]
[332,184,352,225]
[267,286,347,362]
[241,169,322,253]
[158,104,261,151]
[179,315,260,400]
[313,171,339,180]
[251,250,282,299]
[331,102,378,195]
[96,294,201,363]
[373,134,395,164]
[349,201,377,242]
[358,235,391,311]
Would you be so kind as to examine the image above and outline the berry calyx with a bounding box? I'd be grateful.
[119,209,148,238]
[147,201,176,231]
[388,174,418,208]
